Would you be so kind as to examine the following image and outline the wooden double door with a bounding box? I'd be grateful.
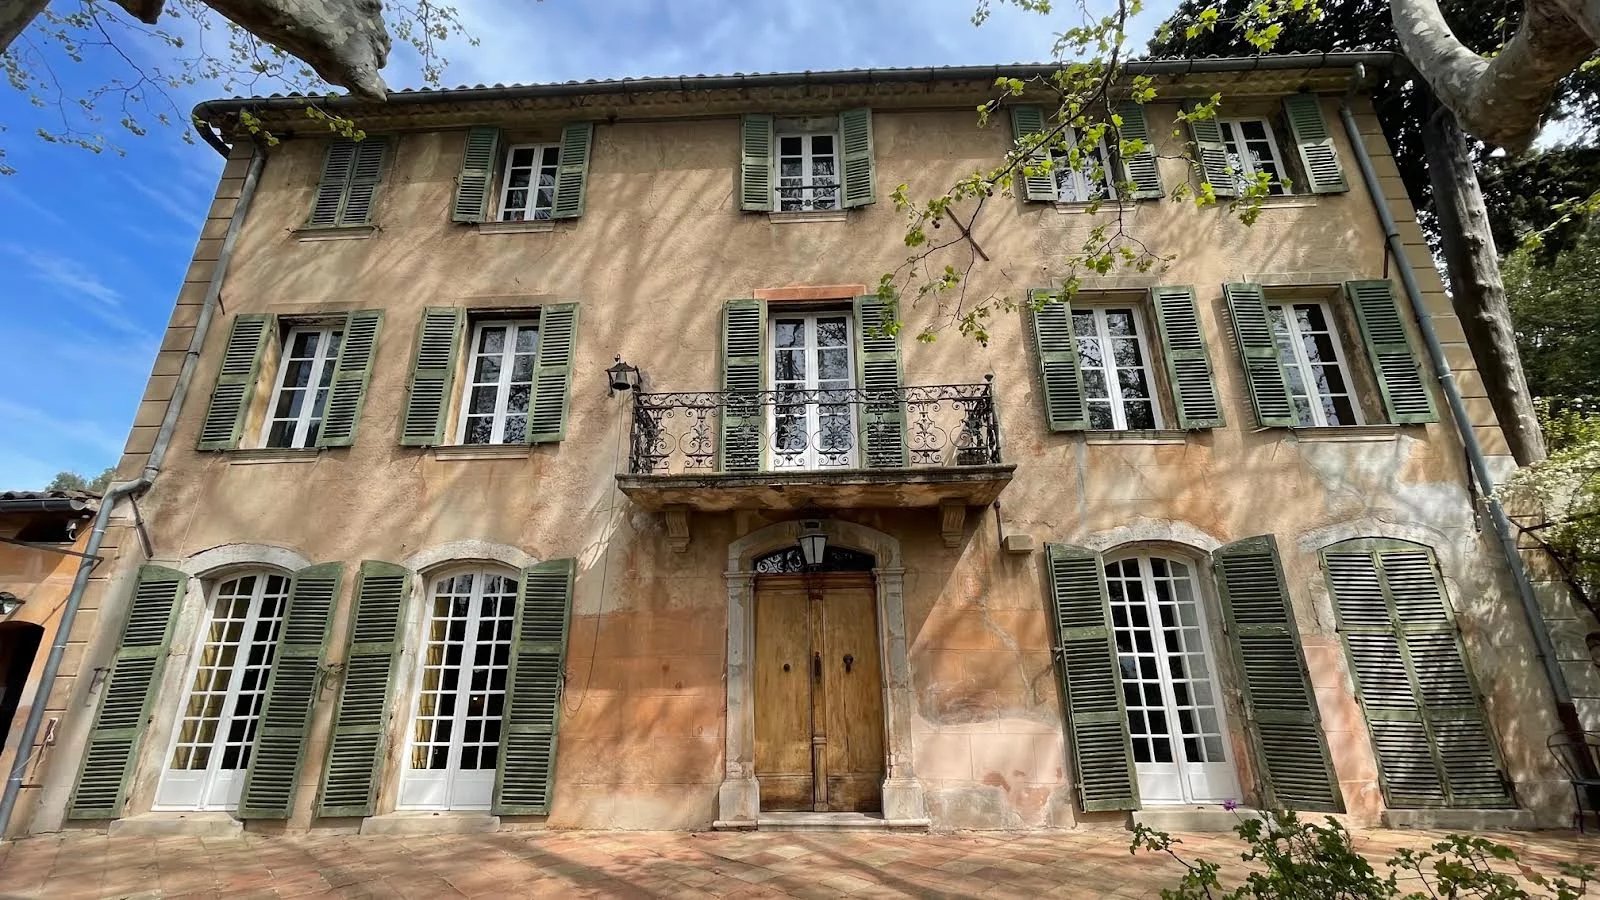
[753,574,886,812]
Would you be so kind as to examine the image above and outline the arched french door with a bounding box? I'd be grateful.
[154,571,289,811]
[397,567,517,810]
[1104,553,1241,805]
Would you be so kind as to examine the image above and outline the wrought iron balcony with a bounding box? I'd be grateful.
[616,381,1014,515]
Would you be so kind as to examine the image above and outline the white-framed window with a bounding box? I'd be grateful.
[1268,302,1362,427]
[261,325,343,449]
[770,310,856,469]
[398,568,517,811]
[1073,306,1161,430]
[1052,131,1115,203]
[776,131,840,211]
[498,144,560,221]
[457,319,540,445]
[1218,118,1288,196]
[1105,554,1240,805]
[153,571,290,811]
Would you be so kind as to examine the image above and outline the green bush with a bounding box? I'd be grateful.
[1130,810,1593,899]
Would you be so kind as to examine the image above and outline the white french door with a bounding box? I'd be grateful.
[1106,555,1241,805]
[769,312,856,470]
[398,569,516,811]
[154,572,289,811]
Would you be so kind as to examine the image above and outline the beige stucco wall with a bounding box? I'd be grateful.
[20,81,1573,835]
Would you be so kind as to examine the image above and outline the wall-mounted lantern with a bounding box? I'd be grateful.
[798,521,828,568]
[606,356,641,394]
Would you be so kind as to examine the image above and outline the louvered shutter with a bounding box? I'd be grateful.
[1344,280,1438,424]
[739,114,775,212]
[1116,101,1162,199]
[1187,108,1236,198]
[1028,288,1088,431]
[527,303,579,443]
[317,310,382,448]
[198,313,275,450]
[452,126,501,223]
[399,307,465,446]
[1223,282,1296,427]
[308,139,357,227]
[1010,105,1056,203]
[317,560,410,818]
[68,565,187,818]
[238,562,342,818]
[1324,540,1511,808]
[551,122,593,219]
[493,558,575,815]
[839,107,876,208]
[339,139,388,226]
[1282,94,1347,195]
[1213,536,1341,811]
[1150,285,1222,429]
[719,298,765,472]
[855,295,906,468]
[1044,544,1138,811]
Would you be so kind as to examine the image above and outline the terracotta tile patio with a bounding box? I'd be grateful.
[0,826,1592,899]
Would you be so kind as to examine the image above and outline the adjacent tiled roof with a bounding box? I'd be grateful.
[0,490,100,512]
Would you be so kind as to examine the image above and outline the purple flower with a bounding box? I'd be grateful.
[1222,799,1239,811]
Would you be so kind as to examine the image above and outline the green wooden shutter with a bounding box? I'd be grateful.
[317,560,410,818]
[1324,540,1512,808]
[340,139,388,226]
[198,313,275,450]
[840,107,876,209]
[719,298,766,472]
[317,310,382,448]
[1116,101,1163,199]
[1213,536,1341,812]
[452,126,502,223]
[1223,282,1296,427]
[238,562,342,819]
[1187,107,1236,198]
[1344,280,1438,424]
[1282,94,1347,195]
[739,114,774,212]
[68,565,187,819]
[493,558,575,815]
[552,122,593,219]
[308,139,357,227]
[1044,544,1138,812]
[855,295,906,468]
[399,307,465,446]
[1010,105,1056,203]
[527,303,579,443]
[1028,288,1088,431]
[1150,285,1222,429]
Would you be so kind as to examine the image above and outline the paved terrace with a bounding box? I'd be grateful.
[0,827,1592,898]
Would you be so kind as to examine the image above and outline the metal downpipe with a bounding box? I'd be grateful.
[0,143,268,839]
[1335,97,1579,732]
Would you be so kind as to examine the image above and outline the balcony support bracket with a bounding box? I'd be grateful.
[939,500,966,549]
[664,505,692,553]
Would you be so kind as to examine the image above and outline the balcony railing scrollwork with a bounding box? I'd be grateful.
[627,380,1003,476]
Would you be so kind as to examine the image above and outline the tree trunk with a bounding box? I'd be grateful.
[0,0,49,54]
[1422,94,1548,465]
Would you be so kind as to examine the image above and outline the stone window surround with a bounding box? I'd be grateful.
[717,518,926,825]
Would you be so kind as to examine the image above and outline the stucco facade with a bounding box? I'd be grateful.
[7,57,1585,838]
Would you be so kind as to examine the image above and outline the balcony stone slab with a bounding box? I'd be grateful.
[616,464,1015,512]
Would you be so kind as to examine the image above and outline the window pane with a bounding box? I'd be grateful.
[515,326,539,353]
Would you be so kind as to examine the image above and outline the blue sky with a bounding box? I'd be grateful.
[0,0,1172,490]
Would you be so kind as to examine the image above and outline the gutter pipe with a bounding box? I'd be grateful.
[0,499,94,514]
[1336,81,1580,738]
[0,139,268,839]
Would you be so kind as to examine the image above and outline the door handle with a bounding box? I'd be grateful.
[813,651,822,682]
[843,654,854,674]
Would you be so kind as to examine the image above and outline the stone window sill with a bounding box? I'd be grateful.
[293,224,376,241]
[1085,429,1190,445]
[432,444,531,461]
[1251,195,1319,210]
[1288,424,1401,442]
[1053,200,1142,215]
[476,219,556,235]
[226,448,324,465]
[768,210,848,224]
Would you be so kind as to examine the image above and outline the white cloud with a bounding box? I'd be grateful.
[0,397,127,460]
[2,243,154,338]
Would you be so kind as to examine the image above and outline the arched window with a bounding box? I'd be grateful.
[155,570,289,811]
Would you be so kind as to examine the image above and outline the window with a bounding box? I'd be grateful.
[458,319,540,445]
[498,144,560,221]
[1218,118,1288,196]
[1052,131,1114,203]
[261,325,343,449]
[770,311,856,469]
[1268,302,1361,427]
[1073,307,1161,430]
[776,132,840,211]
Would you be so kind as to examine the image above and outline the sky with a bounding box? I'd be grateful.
[0,0,1173,491]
